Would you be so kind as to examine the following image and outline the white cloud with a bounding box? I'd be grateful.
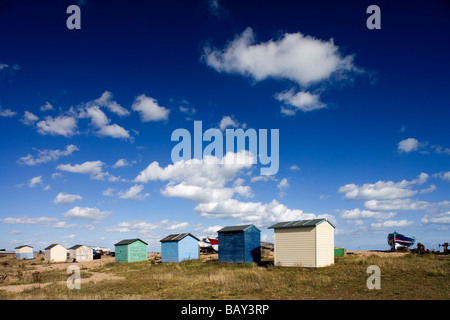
[203,27,358,87]
[21,111,39,126]
[1,216,58,225]
[277,178,289,190]
[135,151,254,187]
[289,165,300,172]
[338,173,429,200]
[364,198,430,211]
[194,198,332,227]
[102,188,116,197]
[219,115,246,131]
[370,220,414,228]
[40,102,54,112]
[17,144,79,166]
[63,206,111,221]
[340,208,396,220]
[106,219,190,234]
[79,105,131,140]
[132,94,170,122]
[276,89,326,114]
[398,138,420,153]
[28,176,43,188]
[0,106,16,117]
[113,158,130,168]
[53,192,83,206]
[93,91,130,117]
[421,211,450,225]
[57,160,107,180]
[436,171,450,182]
[118,184,150,201]
[36,115,78,137]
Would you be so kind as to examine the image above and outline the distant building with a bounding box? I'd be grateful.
[268,218,335,268]
[114,238,148,263]
[44,244,67,262]
[217,224,261,263]
[15,245,34,260]
[160,233,200,263]
[68,244,93,262]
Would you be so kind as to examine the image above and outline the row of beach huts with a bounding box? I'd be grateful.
[11,218,336,268]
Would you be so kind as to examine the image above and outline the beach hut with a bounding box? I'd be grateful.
[160,233,200,263]
[268,218,335,268]
[114,238,148,263]
[15,245,34,260]
[217,224,261,263]
[68,244,93,262]
[44,244,67,262]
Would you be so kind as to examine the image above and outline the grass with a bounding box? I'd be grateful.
[0,253,448,300]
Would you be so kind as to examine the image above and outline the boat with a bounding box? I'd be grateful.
[198,237,218,253]
[387,231,415,251]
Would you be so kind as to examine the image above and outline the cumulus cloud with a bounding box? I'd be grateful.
[106,219,189,234]
[28,176,43,188]
[21,111,39,126]
[364,198,430,211]
[219,115,246,131]
[17,144,79,166]
[421,211,450,225]
[203,27,357,86]
[370,220,414,228]
[36,115,78,137]
[132,94,170,122]
[93,91,130,117]
[398,138,420,153]
[276,89,326,114]
[40,102,54,112]
[202,27,361,114]
[338,173,429,201]
[134,151,328,227]
[1,216,58,225]
[79,104,131,140]
[0,106,17,117]
[340,208,396,220]
[194,198,333,227]
[117,184,150,201]
[57,160,108,180]
[63,206,111,221]
[53,192,83,206]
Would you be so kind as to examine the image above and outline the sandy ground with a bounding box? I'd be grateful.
[0,254,125,293]
[347,250,409,257]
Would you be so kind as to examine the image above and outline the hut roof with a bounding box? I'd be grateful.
[15,245,33,249]
[160,233,199,242]
[44,244,63,250]
[114,238,148,246]
[268,218,335,229]
[217,224,260,233]
[69,244,91,250]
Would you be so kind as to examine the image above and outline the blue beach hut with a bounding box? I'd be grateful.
[15,245,34,260]
[217,224,261,263]
[160,233,200,263]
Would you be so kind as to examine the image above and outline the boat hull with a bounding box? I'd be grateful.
[388,232,415,250]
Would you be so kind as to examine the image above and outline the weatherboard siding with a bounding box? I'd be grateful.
[178,236,199,262]
[315,221,334,267]
[115,240,147,263]
[274,227,316,267]
[218,225,261,263]
[161,242,179,262]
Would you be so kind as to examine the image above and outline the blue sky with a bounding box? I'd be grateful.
[0,0,449,252]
